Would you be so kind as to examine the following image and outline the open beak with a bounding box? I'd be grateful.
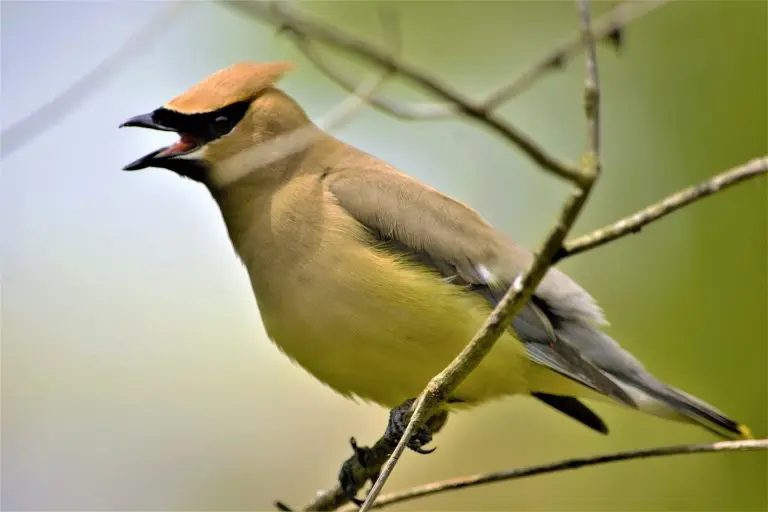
[120,112,202,171]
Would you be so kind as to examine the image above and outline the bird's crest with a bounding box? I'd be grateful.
[165,61,295,114]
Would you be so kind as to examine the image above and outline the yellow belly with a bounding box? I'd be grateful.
[255,242,533,408]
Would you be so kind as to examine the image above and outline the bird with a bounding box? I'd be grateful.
[120,61,752,452]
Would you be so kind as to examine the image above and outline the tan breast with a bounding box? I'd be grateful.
[215,171,532,407]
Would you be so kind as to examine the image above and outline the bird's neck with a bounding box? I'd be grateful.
[207,125,328,190]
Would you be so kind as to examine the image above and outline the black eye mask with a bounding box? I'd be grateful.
[150,100,251,142]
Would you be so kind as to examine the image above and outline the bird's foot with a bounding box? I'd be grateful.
[337,399,449,504]
[338,437,378,505]
[384,398,447,455]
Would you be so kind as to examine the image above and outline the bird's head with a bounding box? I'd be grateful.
[120,61,309,187]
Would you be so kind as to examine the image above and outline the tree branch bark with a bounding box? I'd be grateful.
[557,157,768,260]
[339,439,768,511]
[481,0,669,110]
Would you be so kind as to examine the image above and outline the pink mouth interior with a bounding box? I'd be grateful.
[159,134,198,157]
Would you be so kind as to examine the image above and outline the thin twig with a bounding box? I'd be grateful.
[1,2,193,158]
[356,3,604,509]
[579,0,602,162]
[298,436,400,511]
[283,2,454,121]
[481,0,670,110]
[266,1,669,121]
[558,156,768,260]
[292,38,457,120]
[212,68,389,189]
[222,0,585,185]
[342,439,768,511]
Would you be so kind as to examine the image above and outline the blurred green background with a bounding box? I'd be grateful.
[2,1,766,510]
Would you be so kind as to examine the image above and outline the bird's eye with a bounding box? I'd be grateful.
[211,115,231,136]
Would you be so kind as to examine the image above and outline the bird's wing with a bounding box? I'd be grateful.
[325,162,635,413]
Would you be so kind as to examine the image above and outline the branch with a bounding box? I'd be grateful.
[290,38,457,121]
[253,1,669,122]
[341,439,768,511]
[579,0,601,161]
[222,0,585,185]
[1,2,193,159]
[481,0,670,110]
[557,156,768,260]
[356,3,604,510]
[214,67,390,188]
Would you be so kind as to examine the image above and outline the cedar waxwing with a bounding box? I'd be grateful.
[120,62,752,446]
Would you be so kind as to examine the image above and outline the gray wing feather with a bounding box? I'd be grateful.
[555,320,744,437]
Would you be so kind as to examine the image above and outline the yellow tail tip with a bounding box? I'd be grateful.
[737,424,754,440]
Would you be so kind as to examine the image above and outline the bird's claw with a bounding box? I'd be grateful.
[339,437,378,503]
[410,443,436,455]
[385,398,439,455]
[338,400,448,505]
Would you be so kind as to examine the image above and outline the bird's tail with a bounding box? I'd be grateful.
[609,373,753,440]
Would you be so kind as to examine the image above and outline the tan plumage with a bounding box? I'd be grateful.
[120,61,753,440]
[165,62,295,114]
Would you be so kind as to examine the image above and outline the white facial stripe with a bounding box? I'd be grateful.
[175,147,205,161]
[208,124,322,189]
[207,143,262,189]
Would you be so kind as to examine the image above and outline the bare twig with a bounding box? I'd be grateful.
[283,3,456,121]
[341,439,768,511]
[579,0,602,162]
[558,156,768,260]
[356,3,604,510]
[481,0,670,110]
[1,2,193,158]
[222,0,585,185]
[291,39,457,120]
[296,436,400,511]
[213,67,389,188]
[258,1,669,122]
